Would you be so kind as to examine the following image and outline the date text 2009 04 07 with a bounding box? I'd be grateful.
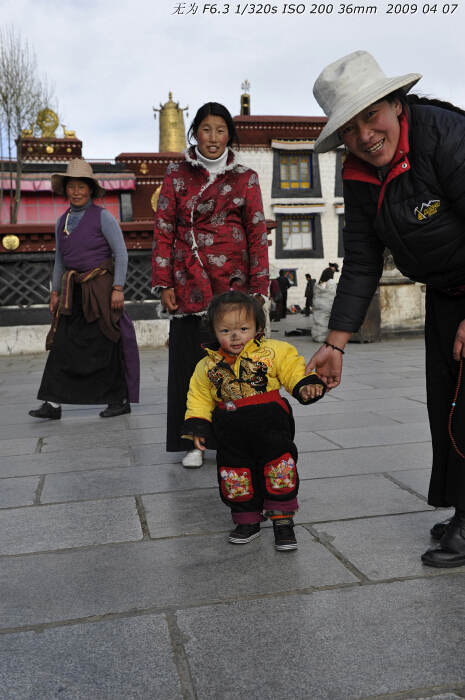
[186,2,458,13]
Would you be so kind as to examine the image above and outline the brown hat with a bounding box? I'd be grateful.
[51,158,106,198]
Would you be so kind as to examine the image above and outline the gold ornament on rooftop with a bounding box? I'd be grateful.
[61,125,77,139]
[2,235,20,251]
[153,92,188,153]
[151,185,162,213]
[37,109,59,138]
[21,124,34,138]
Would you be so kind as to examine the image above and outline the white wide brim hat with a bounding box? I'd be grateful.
[313,50,422,153]
[52,158,106,198]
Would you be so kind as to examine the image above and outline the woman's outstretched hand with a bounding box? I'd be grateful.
[453,319,465,360]
[305,331,350,390]
[305,344,343,390]
[161,288,178,312]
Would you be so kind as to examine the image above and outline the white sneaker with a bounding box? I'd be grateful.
[182,448,204,469]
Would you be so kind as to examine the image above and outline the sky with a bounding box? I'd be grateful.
[0,0,462,159]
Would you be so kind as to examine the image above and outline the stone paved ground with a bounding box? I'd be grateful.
[1,317,465,700]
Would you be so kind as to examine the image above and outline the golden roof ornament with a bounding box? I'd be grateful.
[153,92,188,153]
[2,235,20,251]
[37,108,59,138]
[241,80,251,116]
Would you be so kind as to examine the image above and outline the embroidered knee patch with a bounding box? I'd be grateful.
[264,453,297,494]
[219,467,254,501]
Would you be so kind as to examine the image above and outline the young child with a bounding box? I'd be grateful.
[182,291,326,551]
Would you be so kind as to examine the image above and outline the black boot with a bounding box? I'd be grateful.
[99,403,131,418]
[422,510,465,568]
[273,518,297,551]
[430,516,453,540]
[29,402,61,420]
[228,523,261,544]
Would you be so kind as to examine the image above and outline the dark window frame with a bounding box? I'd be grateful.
[274,213,324,259]
[334,149,347,197]
[272,150,322,199]
[337,213,345,258]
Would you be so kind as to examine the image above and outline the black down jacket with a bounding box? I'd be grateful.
[330,104,465,333]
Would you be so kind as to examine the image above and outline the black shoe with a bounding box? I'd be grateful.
[422,514,465,568]
[229,523,261,544]
[28,402,61,420]
[273,518,297,551]
[430,516,453,540]
[99,403,131,418]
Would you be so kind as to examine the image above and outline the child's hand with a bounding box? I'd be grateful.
[299,383,324,402]
[194,436,206,451]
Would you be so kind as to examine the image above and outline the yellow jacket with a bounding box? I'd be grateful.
[183,335,325,437]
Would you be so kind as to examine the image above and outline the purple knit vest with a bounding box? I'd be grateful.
[57,203,112,272]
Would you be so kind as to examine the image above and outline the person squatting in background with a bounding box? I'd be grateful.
[182,292,326,550]
[318,263,339,284]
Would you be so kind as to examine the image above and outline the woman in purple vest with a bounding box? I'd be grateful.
[29,159,140,420]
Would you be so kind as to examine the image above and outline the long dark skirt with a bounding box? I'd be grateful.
[426,286,465,508]
[167,315,217,452]
[38,285,127,405]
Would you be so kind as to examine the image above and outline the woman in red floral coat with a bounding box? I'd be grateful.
[152,102,269,467]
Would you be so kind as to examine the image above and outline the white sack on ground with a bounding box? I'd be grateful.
[311,281,337,342]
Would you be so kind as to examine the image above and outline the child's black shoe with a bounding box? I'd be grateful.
[273,518,297,551]
[229,523,261,544]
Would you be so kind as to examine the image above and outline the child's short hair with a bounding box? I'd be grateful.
[203,291,266,335]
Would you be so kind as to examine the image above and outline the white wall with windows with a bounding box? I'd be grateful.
[238,145,344,307]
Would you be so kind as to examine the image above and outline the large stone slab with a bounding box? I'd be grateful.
[293,411,397,433]
[289,396,420,417]
[41,462,219,503]
[370,406,428,423]
[352,374,425,389]
[388,467,432,499]
[125,413,166,430]
[0,416,128,441]
[315,421,431,448]
[309,510,455,580]
[296,473,431,522]
[0,534,356,629]
[0,448,130,478]
[0,476,39,508]
[41,427,166,453]
[142,489,230,536]
[177,576,465,700]
[131,444,216,466]
[297,442,432,479]
[0,615,182,700]
[0,498,142,554]
[291,431,342,452]
[330,385,426,402]
[0,436,39,456]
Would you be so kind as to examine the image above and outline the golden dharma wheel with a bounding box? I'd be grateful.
[2,235,20,251]
[37,108,59,138]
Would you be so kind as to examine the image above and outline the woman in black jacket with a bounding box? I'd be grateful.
[308,50,465,568]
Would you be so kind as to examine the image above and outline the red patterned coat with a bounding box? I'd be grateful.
[152,147,269,315]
